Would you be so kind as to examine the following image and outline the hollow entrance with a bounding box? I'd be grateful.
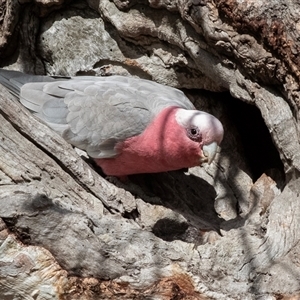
[225,93,285,186]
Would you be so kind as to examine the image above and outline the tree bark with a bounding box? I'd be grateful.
[1,0,300,299]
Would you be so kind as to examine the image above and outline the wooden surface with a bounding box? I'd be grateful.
[1,0,300,299]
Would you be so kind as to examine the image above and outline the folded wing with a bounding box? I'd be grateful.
[0,70,195,158]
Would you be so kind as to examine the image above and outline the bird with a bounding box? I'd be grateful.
[0,69,224,176]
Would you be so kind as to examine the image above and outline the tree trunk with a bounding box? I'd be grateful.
[1,0,300,299]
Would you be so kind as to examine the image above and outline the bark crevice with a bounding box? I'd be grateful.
[1,1,300,299]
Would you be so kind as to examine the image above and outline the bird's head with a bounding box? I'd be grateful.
[175,108,224,165]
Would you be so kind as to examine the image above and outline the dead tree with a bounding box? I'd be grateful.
[1,0,300,299]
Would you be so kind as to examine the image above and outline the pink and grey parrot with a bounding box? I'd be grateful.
[0,69,224,176]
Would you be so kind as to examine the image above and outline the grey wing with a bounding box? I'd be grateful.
[4,72,194,158]
[19,78,153,158]
[119,76,195,113]
[63,87,152,158]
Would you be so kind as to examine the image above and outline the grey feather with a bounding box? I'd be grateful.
[0,69,195,158]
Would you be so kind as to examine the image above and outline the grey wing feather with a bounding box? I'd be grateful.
[61,88,151,158]
[0,69,194,158]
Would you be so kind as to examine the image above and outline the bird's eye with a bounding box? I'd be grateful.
[190,128,197,135]
[187,127,201,141]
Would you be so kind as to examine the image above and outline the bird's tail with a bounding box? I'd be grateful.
[0,69,56,98]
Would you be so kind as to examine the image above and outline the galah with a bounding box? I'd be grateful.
[0,69,224,176]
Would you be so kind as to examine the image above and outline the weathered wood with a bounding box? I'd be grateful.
[1,0,300,299]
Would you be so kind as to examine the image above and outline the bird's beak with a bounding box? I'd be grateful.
[202,142,218,165]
